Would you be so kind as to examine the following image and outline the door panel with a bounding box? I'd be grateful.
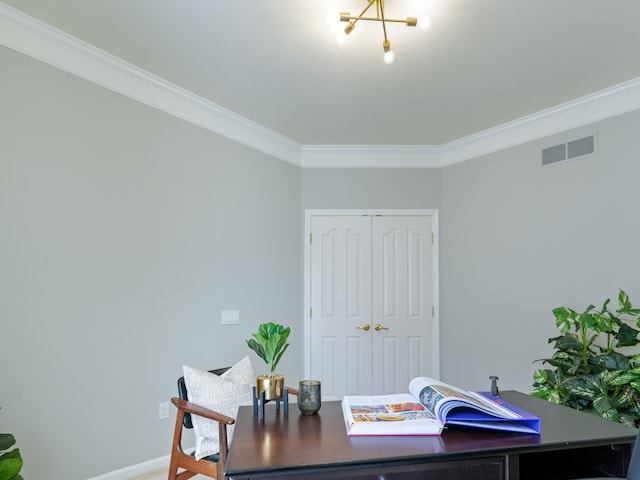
[372,216,433,395]
[310,216,372,398]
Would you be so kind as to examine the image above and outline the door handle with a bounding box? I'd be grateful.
[374,323,389,331]
[356,324,371,331]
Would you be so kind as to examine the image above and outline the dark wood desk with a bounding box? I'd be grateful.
[225,391,638,480]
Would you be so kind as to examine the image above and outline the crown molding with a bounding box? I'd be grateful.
[439,77,640,167]
[3,3,640,169]
[300,145,443,168]
[304,78,640,168]
[0,3,302,165]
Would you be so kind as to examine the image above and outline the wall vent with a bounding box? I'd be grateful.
[541,135,595,166]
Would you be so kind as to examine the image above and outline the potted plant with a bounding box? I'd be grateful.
[246,322,291,400]
[531,289,640,427]
[0,413,23,480]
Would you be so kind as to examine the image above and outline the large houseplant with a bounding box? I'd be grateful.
[531,289,640,427]
[246,322,290,400]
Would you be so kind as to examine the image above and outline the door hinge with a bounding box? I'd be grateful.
[310,233,312,243]
[310,307,312,318]
[431,232,435,244]
[432,306,435,317]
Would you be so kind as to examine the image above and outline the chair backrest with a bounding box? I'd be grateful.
[177,367,230,429]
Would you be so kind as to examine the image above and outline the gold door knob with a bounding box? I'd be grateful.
[374,323,389,331]
[356,324,371,331]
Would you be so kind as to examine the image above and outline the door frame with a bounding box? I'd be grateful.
[303,209,440,380]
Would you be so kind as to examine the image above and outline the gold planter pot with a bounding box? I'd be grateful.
[256,374,284,400]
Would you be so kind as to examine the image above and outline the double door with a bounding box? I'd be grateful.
[307,212,438,400]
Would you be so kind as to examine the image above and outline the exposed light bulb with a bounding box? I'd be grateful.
[338,20,355,44]
[383,49,395,64]
[383,39,395,64]
[325,12,340,26]
[418,16,431,31]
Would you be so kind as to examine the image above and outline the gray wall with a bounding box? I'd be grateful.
[301,168,441,209]
[3,41,640,480]
[440,110,640,393]
[1,46,301,479]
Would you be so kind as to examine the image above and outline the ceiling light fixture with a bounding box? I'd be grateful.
[335,0,431,64]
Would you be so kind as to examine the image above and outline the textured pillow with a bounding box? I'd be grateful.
[182,356,255,459]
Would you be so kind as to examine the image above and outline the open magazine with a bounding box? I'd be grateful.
[341,376,541,436]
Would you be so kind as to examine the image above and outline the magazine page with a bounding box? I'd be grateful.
[408,377,519,421]
[341,394,444,436]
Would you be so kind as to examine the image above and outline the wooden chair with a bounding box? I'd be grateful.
[168,367,299,480]
[168,367,232,480]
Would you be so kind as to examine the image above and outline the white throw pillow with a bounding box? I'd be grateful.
[182,356,255,459]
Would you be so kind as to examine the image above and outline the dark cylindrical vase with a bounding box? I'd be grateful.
[298,380,321,415]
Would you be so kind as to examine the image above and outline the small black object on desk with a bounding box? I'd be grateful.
[490,375,500,396]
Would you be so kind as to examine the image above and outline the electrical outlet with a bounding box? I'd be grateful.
[158,401,170,420]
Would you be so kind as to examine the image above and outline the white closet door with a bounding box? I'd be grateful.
[371,216,434,395]
[309,213,436,400]
[309,216,373,398]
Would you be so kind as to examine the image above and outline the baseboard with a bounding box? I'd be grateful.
[85,455,170,480]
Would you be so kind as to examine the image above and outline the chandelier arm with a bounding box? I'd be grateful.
[379,0,389,45]
[351,0,377,27]
[341,16,410,24]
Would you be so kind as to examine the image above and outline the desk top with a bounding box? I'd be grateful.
[225,390,638,479]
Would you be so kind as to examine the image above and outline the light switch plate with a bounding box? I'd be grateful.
[221,310,239,325]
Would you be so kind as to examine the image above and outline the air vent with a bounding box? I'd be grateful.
[567,135,594,159]
[541,135,595,166]
[541,144,567,165]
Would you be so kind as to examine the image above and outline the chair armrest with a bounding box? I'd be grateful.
[170,397,235,425]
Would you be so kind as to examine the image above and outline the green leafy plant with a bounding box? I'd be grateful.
[246,322,290,377]
[0,429,23,480]
[532,289,640,427]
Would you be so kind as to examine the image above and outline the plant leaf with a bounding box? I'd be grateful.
[271,343,290,373]
[552,334,583,352]
[617,323,640,347]
[593,394,615,415]
[246,339,267,363]
[0,435,15,452]
[563,375,601,399]
[0,448,23,480]
[618,290,632,312]
[578,312,597,331]
[553,307,576,333]
[593,311,614,333]
[533,369,549,385]
[603,353,630,371]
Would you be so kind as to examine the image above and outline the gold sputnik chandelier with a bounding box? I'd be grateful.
[334,0,431,64]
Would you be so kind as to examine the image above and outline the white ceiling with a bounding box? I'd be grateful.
[3,0,640,150]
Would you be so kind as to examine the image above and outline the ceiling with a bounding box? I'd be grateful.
[3,0,640,148]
